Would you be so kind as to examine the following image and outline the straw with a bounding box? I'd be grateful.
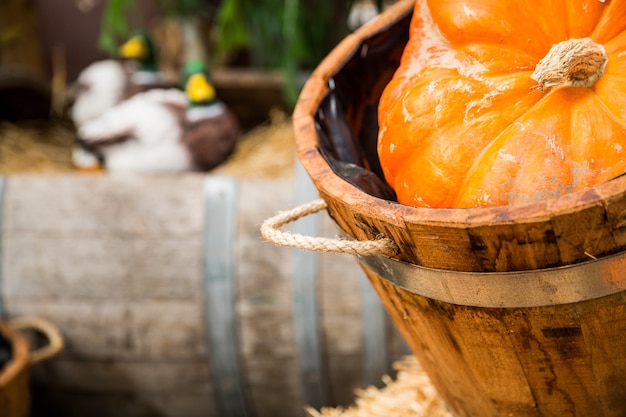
[0,108,294,175]
[211,108,296,178]
[0,121,75,174]
[305,356,453,417]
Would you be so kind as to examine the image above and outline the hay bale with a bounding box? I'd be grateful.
[0,108,295,176]
[306,356,453,417]
[210,108,296,178]
[0,121,75,174]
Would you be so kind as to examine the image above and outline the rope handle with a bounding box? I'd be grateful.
[10,316,65,364]
[261,198,398,257]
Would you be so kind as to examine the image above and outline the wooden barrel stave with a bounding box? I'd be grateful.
[0,173,406,417]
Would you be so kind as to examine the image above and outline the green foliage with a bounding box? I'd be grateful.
[212,0,351,106]
[215,0,350,69]
[157,0,214,17]
[98,0,215,56]
[98,0,353,107]
[211,0,251,66]
[244,0,288,69]
[98,0,138,56]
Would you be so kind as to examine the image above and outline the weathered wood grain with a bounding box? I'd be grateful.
[364,267,626,417]
[1,174,404,417]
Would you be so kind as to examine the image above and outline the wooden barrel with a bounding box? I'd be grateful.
[292,1,626,416]
[0,172,407,417]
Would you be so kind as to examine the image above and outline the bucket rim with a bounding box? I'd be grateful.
[292,0,626,271]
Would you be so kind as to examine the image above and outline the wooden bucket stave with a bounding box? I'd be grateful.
[0,173,407,417]
[292,1,626,416]
[0,317,63,417]
[0,321,30,417]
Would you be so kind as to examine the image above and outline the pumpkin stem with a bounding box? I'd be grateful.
[531,38,607,91]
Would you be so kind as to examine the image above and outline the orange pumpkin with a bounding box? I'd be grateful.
[377,0,626,208]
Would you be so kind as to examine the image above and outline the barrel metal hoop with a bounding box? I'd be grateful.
[292,162,329,408]
[358,269,392,385]
[202,176,251,417]
[358,251,626,308]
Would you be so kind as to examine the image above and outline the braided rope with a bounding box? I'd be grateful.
[261,198,398,257]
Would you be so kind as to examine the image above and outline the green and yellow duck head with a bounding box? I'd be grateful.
[182,61,218,107]
[118,30,157,73]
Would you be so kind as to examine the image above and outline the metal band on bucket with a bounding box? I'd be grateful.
[358,251,626,308]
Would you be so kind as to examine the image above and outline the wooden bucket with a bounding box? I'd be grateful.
[0,317,64,417]
[0,321,30,417]
[267,1,626,416]
[0,173,407,417]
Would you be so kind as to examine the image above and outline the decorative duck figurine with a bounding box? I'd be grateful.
[69,30,176,126]
[74,61,240,173]
[117,30,174,97]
